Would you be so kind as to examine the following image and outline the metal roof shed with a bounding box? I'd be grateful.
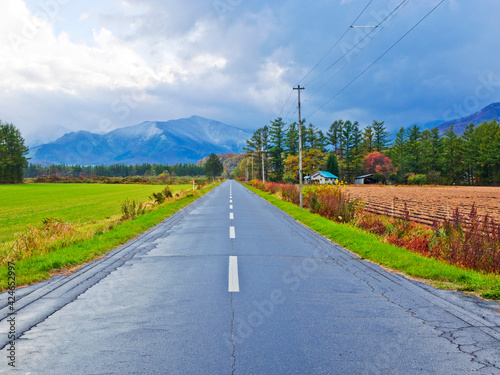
[354,174,376,184]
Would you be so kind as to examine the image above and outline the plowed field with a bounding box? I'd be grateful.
[344,186,500,227]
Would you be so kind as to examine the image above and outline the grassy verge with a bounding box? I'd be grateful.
[0,183,219,290]
[246,184,500,300]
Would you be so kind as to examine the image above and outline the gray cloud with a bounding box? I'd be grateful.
[3,0,500,140]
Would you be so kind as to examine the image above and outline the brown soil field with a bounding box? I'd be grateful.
[344,185,500,227]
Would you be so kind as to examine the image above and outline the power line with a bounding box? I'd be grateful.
[283,100,297,123]
[274,0,374,127]
[306,0,446,120]
[297,0,374,85]
[303,27,378,88]
[303,0,411,89]
[277,89,295,119]
[303,0,411,104]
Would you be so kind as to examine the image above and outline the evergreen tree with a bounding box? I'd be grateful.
[372,120,391,152]
[0,121,29,183]
[327,120,344,158]
[285,122,299,156]
[268,118,286,181]
[314,130,328,153]
[352,121,364,177]
[299,122,308,151]
[305,123,317,150]
[429,127,443,173]
[246,115,500,186]
[204,153,224,181]
[389,127,407,179]
[325,153,339,177]
[472,120,500,185]
[341,120,357,182]
[442,126,463,184]
[461,123,476,185]
[361,125,374,154]
[406,125,423,174]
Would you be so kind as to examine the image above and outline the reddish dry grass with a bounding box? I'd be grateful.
[250,181,500,274]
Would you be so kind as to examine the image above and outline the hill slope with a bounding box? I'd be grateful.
[437,102,500,134]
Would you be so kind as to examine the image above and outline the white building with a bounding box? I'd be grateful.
[308,171,339,185]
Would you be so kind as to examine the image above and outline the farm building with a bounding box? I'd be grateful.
[354,174,377,184]
[308,171,339,185]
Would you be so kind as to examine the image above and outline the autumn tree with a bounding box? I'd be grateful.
[284,149,326,177]
[364,151,393,177]
[283,154,299,182]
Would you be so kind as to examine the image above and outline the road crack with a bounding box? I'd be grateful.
[230,293,237,375]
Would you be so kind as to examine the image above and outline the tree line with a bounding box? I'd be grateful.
[25,162,205,179]
[0,121,29,183]
[237,118,500,185]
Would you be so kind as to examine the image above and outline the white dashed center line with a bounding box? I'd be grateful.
[229,226,235,239]
[228,256,239,292]
[230,212,234,220]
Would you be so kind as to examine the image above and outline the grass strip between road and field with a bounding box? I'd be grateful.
[0,183,219,291]
[245,184,500,300]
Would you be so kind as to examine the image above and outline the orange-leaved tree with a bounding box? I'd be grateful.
[364,151,393,177]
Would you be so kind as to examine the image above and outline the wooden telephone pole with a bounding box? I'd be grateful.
[294,85,305,208]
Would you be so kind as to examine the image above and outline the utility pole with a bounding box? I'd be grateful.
[251,154,254,180]
[245,157,249,182]
[294,85,305,208]
[261,131,265,183]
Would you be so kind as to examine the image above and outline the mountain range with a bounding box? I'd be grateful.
[28,116,252,166]
[28,103,500,167]
[421,102,500,134]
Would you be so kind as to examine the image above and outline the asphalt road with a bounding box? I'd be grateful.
[1,180,500,374]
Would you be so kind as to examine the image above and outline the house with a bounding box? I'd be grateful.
[308,171,339,185]
[354,174,377,184]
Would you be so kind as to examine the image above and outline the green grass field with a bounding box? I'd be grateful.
[0,182,217,289]
[0,183,191,244]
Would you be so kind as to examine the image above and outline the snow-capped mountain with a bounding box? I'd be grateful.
[28,116,252,166]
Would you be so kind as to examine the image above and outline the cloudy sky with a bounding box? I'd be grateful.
[2,0,500,141]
